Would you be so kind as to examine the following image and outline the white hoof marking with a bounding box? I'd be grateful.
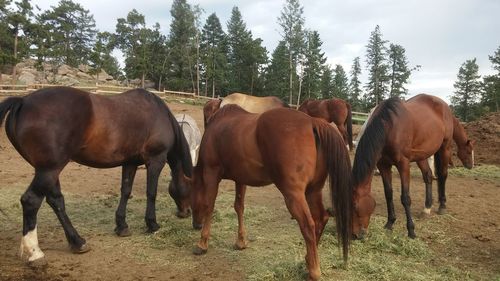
[19,226,45,262]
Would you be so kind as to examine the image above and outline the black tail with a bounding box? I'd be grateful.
[313,120,353,263]
[346,102,353,150]
[0,97,23,127]
[352,98,403,188]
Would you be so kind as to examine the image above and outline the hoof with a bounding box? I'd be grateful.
[176,210,191,219]
[71,243,91,254]
[146,222,160,233]
[437,207,447,215]
[384,223,394,231]
[115,227,131,237]
[192,222,203,230]
[326,208,335,217]
[408,232,417,239]
[27,257,48,268]
[192,246,207,255]
[419,209,432,218]
[233,242,247,250]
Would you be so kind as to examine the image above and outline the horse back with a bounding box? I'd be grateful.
[6,87,93,168]
[75,89,175,167]
[199,105,271,185]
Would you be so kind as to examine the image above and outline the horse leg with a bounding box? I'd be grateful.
[305,187,328,245]
[45,178,89,253]
[283,191,320,281]
[417,160,433,216]
[193,174,220,255]
[436,148,451,215]
[19,173,47,265]
[395,160,416,238]
[115,164,137,237]
[378,163,396,230]
[234,183,248,250]
[145,160,165,233]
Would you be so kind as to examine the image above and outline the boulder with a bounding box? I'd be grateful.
[18,71,37,85]
[57,64,73,76]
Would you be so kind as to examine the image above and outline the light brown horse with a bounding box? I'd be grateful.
[190,105,353,281]
[351,94,474,239]
[298,98,353,150]
[202,92,288,127]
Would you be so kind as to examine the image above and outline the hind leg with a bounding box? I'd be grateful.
[306,187,328,245]
[282,190,321,281]
[145,159,165,233]
[233,183,248,250]
[395,159,416,238]
[193,173,221,255]
[115,164,137,237]
[417,160,433,216]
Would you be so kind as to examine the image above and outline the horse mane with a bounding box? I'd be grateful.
[352,97,403,187]
[141,89,193,178]
[210,104,249,123]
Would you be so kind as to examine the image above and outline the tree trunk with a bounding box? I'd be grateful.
[196,33,200,96]
[296,78,302,109]
[141,72,145,88]
[289,52,293,105]
[12,33,18,85]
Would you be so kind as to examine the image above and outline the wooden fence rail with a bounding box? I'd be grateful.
[0,84,370,122]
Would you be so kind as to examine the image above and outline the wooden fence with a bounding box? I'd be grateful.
[0,84,369,123]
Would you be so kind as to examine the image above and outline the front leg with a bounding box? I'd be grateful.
[234,183,248,250]
[377,162,396,230]
[396,159,416,238]
[145,160,165,233]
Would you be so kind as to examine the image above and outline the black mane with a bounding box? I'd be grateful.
[352,97,403,187]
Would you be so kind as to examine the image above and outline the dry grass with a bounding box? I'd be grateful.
[0,182,496,281]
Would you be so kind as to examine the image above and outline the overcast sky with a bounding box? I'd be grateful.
[34,0,500,103]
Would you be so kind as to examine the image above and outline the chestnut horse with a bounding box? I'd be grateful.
[298,98,353,150]
[351,94,474,239]
[202,92,288,126]
[190,105,353,281]
[0,87,192,265]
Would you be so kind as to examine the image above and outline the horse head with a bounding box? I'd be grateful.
[352,177,376,240]
[457,139,475,169]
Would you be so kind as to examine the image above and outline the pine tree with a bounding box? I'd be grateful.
[264,40,289,100]
[38,0,97,67]
[388,43,411,98]
[481,46,500,112]
[89,31,120,83]
[226,6,266,95]
[365,25,389,107]
[319,64,333,99]
[278,0,305,104]
[166,0,197,91]
[302,30,326,101]
[451,58,482,121]
[349,57,363,110]
[332,64,349,100]
[200,13,228,97]
[0,1,14,74]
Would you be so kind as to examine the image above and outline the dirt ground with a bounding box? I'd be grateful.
[0,99,499,280]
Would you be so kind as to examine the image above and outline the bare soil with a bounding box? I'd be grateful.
[0,100,499,280]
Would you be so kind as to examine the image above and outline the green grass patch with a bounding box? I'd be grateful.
[0,185,494,280]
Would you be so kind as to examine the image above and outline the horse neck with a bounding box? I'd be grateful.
[452,117,468,147]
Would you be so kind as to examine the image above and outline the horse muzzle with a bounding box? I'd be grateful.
[352,228,367,240]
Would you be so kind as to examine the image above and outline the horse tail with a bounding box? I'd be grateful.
[352,98,403,188]
[312,120,353,263]
[0,97,23,127]
[346,102,353,150]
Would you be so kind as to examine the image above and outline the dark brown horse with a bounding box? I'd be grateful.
[351,94,474,239]
[189,105,353,281]
[298,98,353,150]
[0,87,192,265]
[202,92,288,127]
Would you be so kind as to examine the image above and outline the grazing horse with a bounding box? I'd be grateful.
[175,114,201,165]
[202,92,288,126]
[298,98,353,150]
[190,105,353,281]
[0,87,192,265]
[351,94,474,239]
